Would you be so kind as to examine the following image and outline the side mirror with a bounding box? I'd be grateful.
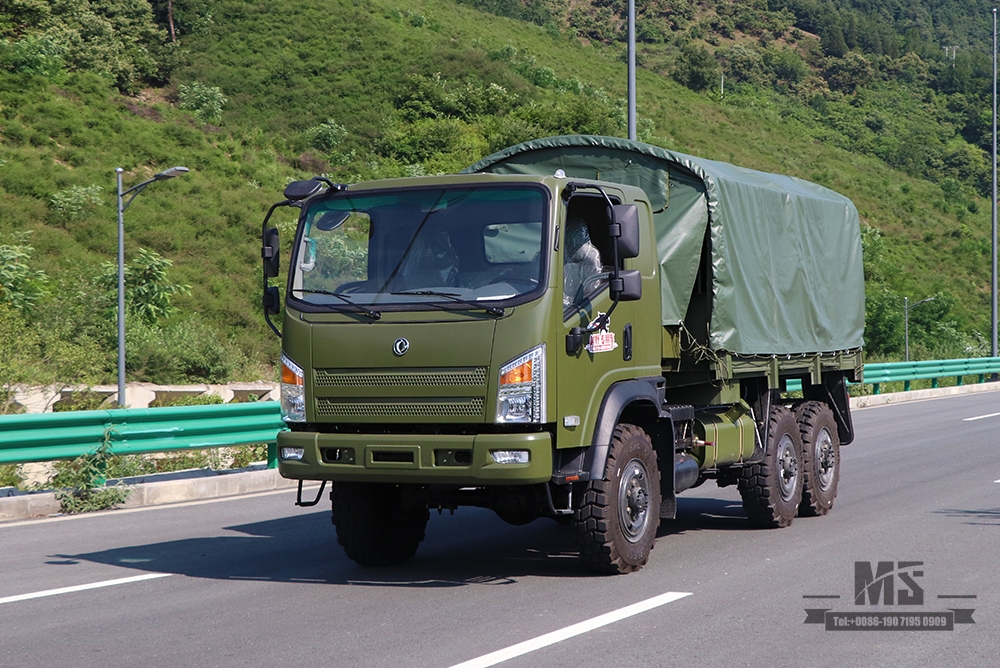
[314,211,349,231]
[283,179,324,201]
[262,227,280,278]
[612,204,640,259]
[609,269,641,302]
[264,286,281,316]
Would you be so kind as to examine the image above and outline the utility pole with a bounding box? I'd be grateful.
[943,45,959,67]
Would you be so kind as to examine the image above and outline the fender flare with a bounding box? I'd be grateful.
[583,377,665,481]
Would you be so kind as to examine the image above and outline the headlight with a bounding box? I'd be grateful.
[496,344,546,424]
[280,352,305,422]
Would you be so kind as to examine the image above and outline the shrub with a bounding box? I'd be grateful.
[49,185,104,221]
[0,240,49,310]
[0,464,22,488]
[50,437,130,513]
[304,119,348,152]
[126,317,237,383]
[53,391,111,412]
[178,81,227,123]
[96,248,190,326]
[0,35,66,78]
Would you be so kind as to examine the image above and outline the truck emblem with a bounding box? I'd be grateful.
[393,337,410,356]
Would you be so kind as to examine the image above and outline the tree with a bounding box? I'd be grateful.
[674,44,717,92]
[824,52,874,93]
[822,25,848,58]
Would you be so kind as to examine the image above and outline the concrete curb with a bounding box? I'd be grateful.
[850,380,1000,409]
[0,467,298,522]
[2,382,998,523]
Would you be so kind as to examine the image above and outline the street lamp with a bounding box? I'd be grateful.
[115,166,190,408]
[627,0,636,140]
[904,296,935,363]
[992,7,998,376]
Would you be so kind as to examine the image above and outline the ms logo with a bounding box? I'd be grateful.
[855,561,924,606]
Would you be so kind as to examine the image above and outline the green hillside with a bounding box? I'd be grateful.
[0,0,997,394]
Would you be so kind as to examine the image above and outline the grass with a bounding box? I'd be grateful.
[0,0,996,382]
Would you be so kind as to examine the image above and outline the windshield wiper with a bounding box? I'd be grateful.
[291,289,381,320]
[390,290,504,317]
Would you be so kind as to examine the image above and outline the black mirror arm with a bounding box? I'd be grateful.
[261,200,290,339]
[600,186,624,328]
[264,291,281,338]
[261,200,290,239]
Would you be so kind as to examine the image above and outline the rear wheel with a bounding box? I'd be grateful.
[574,423,660,574]
[332,482,429,566]
[796,401,840,517]
[738,406,802,528]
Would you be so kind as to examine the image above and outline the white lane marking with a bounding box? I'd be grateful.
[447,591,692,668]
[0,485,319,529]
[0,573,172,605]
[962,411,1000,422]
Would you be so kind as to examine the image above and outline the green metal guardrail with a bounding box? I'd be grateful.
[0,402,285,467]
[2,359,999,468]
[785,357,1000,394]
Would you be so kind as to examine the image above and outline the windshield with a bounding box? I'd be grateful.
[289,185,548,311]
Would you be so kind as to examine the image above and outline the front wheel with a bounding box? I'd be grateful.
[796,401,840,516]
[332,482,429,567]
[738,406,803,528]
[574,423,660,574]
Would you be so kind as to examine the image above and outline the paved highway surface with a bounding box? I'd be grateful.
[3,392,998,668]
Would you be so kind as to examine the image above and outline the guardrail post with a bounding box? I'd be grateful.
[904,380,910,392]
[872,383,880,395]
[268,442,278,469]
[957,375,964,386]
[931,377,939,389]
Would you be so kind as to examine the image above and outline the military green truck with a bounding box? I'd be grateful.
[261,135,864,574]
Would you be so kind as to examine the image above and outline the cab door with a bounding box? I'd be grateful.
[556,213,636,449]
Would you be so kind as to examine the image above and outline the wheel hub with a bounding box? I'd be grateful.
[618,459,652,543]
[815,427,835,491]
[776,434,799,502]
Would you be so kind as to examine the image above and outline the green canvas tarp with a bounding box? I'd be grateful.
[465,135,865,356]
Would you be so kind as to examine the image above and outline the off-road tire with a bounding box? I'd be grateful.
[795,401,840,517]
[738,406,803,528]
[574,423,660,574]
[332,482,429,567]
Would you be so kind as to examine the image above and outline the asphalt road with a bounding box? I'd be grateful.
[2,392,998,668]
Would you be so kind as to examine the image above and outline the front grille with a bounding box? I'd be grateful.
[314,367,488,388]
[316,397,485,418]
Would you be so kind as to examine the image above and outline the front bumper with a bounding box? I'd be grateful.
[277,430,552,484]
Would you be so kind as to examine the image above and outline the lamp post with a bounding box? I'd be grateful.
[627,0,636,140]
[904,296,935,363]
[115,166,189,408]
[992,7,998,374]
